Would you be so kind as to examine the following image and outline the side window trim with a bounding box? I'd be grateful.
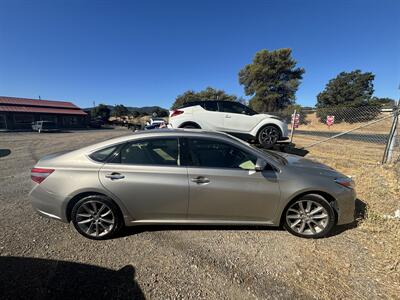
[217,102,222,112]
[178,137,192,166]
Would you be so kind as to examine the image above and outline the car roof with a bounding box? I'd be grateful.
[84,129,243,153]
[179,100,237,108]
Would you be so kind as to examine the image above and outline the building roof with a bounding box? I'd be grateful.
[0,96,87,116]
[0,105,87,115]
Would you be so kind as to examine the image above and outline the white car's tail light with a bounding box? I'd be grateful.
[31,168,54,184]
[170,110,184,117]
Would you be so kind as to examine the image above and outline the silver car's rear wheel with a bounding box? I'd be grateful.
[71,195,122,240]
[76,201,115,237]
[284,194,335,238]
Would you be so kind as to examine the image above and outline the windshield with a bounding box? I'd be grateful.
[217,132,286,165]
[249,144,287,165]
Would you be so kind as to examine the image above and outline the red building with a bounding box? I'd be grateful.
[0,96,87,130]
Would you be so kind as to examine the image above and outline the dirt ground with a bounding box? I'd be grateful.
[0,128,399,299]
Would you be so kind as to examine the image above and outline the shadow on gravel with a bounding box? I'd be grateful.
[328,198,367,237]
[0,149,11,158]
[117,224,283,238]
[0,256,145,300]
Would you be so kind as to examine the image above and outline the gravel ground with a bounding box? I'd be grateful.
[0,128,398,299]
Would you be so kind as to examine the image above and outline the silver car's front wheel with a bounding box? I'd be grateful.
[284,194,335,238]
[71,195,122,240]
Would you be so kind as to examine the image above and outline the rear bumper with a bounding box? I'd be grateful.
[29,184,69,223]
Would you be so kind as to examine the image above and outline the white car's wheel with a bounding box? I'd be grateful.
[258,125,280,148]
[180,123,201,129]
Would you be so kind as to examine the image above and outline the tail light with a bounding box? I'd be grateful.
[31,168,54,184]
[170,110,184,118]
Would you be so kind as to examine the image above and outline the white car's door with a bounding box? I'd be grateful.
[193,102,225,131]
[221,102,262,133]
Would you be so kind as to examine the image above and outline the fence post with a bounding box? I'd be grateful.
[289,109,296,144]
[382,101,400,163]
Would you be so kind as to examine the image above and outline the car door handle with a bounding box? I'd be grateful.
[105,172,125,180]
[225,115,231,118]
[190,176,210,184]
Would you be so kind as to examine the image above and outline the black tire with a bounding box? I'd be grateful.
[71,195,123,240]
[180,123,200,129]
[283,194,335,239]
[257,125,281,149]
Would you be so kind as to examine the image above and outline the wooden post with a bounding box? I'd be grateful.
[289,109,296,144]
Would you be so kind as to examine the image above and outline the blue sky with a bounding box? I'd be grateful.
[0,0,399,109]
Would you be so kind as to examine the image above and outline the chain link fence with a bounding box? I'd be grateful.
[280,105,400,165]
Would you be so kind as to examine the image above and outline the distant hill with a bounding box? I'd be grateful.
[84,105,169,115]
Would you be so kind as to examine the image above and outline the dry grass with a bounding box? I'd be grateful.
[290,134,400,298]
[290,112,394,134]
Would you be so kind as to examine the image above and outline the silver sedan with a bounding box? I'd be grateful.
[29,129,355,240]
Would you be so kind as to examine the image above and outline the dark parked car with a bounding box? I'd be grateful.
[89,119,104,129]
[31,121,59,133]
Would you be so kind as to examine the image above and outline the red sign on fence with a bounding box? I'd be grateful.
[326,115,335,126]
[291,113,300,128]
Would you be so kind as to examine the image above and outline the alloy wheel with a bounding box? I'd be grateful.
[76,200,115,237]
[259,126,280,146]
[285,200,329,236]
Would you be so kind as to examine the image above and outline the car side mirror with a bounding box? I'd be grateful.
[255,158,267,171]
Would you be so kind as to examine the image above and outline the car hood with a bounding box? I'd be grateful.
[276,152,345,178]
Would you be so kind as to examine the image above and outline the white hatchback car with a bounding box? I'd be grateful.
[169,100,289,147]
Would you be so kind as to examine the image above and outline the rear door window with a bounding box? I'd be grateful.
[200,101,218,112]
[221,102,246,114]
[221,102,256,115]
[118,138,179,166]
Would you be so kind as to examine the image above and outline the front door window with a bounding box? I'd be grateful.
[186,138,257,170]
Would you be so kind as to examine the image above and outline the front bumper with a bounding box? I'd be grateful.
[334,187,356,225]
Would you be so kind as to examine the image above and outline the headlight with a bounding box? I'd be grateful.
[334,177,355,189]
